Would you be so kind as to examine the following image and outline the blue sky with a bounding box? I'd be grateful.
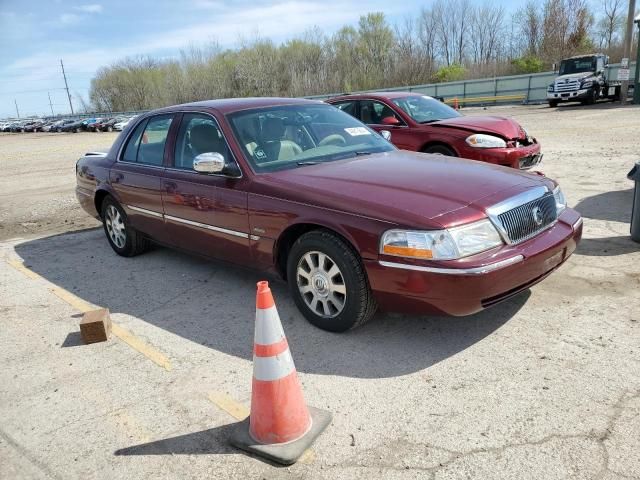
[1,0,523,118]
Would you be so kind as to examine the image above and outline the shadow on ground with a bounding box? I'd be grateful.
[576,235,639,256]
[574,188,633,223]
[15,229,529,379]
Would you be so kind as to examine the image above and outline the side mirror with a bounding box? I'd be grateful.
[193,152,225,174]
[380,130,392,141]
[381,116,400,126]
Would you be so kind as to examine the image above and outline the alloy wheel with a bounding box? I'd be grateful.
[105,205,126,249]
[296,251,346,318]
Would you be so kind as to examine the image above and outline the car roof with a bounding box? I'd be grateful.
[328,91,423,101]
[150,97,324,115]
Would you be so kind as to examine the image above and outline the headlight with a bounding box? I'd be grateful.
[581,80,593,88]
[553,186,567,215]
[380,219,503,260]
[547,84,554,92]
[465,134,507,149]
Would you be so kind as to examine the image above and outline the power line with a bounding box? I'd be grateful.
[0,87,68,95]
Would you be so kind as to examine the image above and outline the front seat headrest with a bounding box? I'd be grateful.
[190,123,223,155]
[261,117,285,142]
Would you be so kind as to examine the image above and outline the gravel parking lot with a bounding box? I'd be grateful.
[1,103,639,480]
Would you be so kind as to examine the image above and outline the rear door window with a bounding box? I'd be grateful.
[120,114,174,166]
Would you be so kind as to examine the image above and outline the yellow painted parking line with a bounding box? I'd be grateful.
[207,391,315,463]
[49,285,96,312]
[6,259,41,280]
[5,258,172,371]
[208,391,249,420]
[111,323,172,371]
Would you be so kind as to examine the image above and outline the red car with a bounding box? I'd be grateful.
[76,97,581,332]
[327,92,542,170]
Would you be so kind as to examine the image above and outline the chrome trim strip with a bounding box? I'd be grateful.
[379,255,524,275]
[572,217,583,230]
[127,205,163,218]
[164,214,249,238]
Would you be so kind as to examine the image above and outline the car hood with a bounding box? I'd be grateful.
[258,151,552,228]
[554,72,592,82]
[429,115,525,139]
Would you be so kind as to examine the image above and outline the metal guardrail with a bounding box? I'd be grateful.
[4,62,635,122]
[307,61,636,106]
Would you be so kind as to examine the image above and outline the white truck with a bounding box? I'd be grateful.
[546,54,623,107]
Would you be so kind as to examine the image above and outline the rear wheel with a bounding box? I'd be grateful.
[422,144,457,156]
[101,196,150,257]
[286,230,377,332]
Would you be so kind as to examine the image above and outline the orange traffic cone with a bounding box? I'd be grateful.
[230,281,331,465]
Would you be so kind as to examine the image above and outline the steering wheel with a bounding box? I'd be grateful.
[318,134,347,147]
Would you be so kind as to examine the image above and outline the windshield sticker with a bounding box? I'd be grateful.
[254,149,267,161]
[344,127,371,136]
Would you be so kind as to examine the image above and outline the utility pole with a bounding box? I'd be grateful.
[14,99,20,118]
[60,59,74,115]
[48,92,55,116]
[620,0,637,105]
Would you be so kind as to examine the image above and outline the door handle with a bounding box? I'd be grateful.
[112,173,124,183]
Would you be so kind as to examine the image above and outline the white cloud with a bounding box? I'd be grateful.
[74,4,103,13]
[59,13,81,24]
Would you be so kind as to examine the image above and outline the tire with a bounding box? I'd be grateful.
[286,230,377,332]
[548,101,558,108]
[422,144,457,156]
[73,127,79,133]
[57,128,62,133]
[107,126,113,132]
[100,196,150,257]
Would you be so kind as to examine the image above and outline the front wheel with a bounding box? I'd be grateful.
[286,230,377,332]
[422,144,457,156]
[548,100,558,108]
[101,196,150,257]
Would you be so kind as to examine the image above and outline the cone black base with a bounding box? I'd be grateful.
[229,406,331,465]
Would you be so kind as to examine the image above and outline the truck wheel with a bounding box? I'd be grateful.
[586,88,598,105]
[548,101,558,108]
[101,196,150,257]
[286,230,377,332]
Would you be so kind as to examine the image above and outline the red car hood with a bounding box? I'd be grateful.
[258,151,552,228]
[430,115,525,140]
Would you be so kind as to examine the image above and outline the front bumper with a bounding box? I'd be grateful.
[547,88,592,102]
[366,208,583,316]
[457,142,542,170]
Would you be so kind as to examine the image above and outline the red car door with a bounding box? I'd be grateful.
[356,99,422,151]
[161,112,251,264]
[109,114,175,243]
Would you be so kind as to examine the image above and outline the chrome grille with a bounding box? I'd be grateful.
[554,79,579,92]
[496,193,557,244]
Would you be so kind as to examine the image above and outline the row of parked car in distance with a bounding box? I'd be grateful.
[0,115,138,133]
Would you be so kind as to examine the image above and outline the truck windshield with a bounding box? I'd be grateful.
[559,58,596,76]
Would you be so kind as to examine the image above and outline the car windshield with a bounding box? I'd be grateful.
[559,58,595,75]
[227,104,394,173]
[392,95,461,123]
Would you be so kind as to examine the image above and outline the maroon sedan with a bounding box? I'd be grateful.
[76,97,582,332]
[327,93,542,170]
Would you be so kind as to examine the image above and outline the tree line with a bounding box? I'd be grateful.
[89,0,638,112]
